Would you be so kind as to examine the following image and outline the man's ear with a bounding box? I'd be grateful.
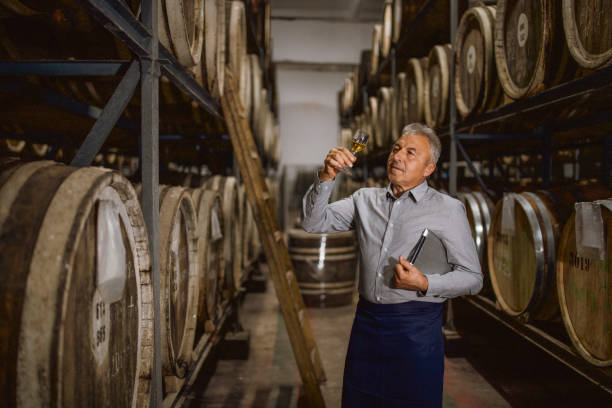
[424,162,436,177]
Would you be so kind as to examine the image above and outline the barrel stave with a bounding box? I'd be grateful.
[0,162,152,407]
[288,229,357,308]
[557,200,612,366]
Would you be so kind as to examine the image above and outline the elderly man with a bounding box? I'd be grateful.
[302,123,482,407]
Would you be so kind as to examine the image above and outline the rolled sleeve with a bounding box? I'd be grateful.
[423,201,483,298]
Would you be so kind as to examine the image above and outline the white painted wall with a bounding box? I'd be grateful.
[272,19,372,167]
[272,20,373,64]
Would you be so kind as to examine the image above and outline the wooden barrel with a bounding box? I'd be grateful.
[228,0,247,87]
[392,0,403,44]
[160,0,205,67]
[557,199,612,366]
[205,0,226,99]
[4,139,26,154]
[404,57,428,123]
[370,24,383,76]
[239,184,255,271]
[488,185,612,320]
[288,229,358,308]
[494,0,574,100]
[562,0,612,70]
[390,86,400,143]
[341,75,355,115]
[455,5,502,118]
[263,109,276,162]
[204,175,242,295]
[250,54,263,127]
[158,186,199,379]
[424,44,451,128]
[250,216,263,264]
[0,161,152,407]
[263,1,271,55]
[239,53,252,121]
[254,89,268,148]
[368,96,380,149]
[459,191,494,269]
[381,0,393,59]
[190,188,224,337]
[377,87,393,148]
[396,72,408,129]
[359,49,372,88]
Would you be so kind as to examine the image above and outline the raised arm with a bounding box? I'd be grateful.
[302,147,357,234]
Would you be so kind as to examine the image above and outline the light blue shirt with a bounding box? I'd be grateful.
[302,177,483,304]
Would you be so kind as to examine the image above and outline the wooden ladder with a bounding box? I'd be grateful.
[221,68,327,408]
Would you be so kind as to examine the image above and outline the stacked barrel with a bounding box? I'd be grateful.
[486,185,612,366]
[0,0,278,167]
[0,160,262,402]
[338,0,612,145]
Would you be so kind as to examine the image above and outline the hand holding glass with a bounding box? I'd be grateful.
[340,129,369,174]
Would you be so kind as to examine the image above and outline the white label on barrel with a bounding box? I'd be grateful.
[501,194,516,235]
[210,208,223,241]
[432,75,440,100]
[410,84,417,105]
[92,289,110,366]
[575,202,605,260]
[517,13,528,47]
[467,45,476,74]
[97,190,127,304]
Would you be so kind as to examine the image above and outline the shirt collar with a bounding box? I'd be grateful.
[386,179,429,202]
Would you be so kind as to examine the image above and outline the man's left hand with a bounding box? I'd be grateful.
[394,256,429,292]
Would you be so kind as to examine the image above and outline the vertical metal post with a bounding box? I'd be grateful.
[449,0,458,197]
[443,0,460,336]
[603,134,611,186]
[540,127,552,188]
[141,1,162,406]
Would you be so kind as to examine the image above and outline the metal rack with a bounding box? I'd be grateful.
[346,0,611,196]
[0,1,272,406]
[340,0,612,390]
[463,295,612,395]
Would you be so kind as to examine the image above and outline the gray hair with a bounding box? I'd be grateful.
[400,123,441,164]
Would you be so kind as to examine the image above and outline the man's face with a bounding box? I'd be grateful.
[387,133,436,190]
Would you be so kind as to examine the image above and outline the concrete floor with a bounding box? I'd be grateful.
[183,277,511,408]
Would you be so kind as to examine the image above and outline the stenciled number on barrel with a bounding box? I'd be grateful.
[517,13,528,47]
[467,45,476,74]
[92,289,110,365]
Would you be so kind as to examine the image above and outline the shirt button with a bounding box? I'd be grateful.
[377,272,381,277]
[389,222,393,227]
[377,296,381,301]
[383,247,387,252]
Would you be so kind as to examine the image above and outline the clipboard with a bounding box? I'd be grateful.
[406,229,451,276]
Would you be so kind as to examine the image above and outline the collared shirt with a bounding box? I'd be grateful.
[302,177,482,304]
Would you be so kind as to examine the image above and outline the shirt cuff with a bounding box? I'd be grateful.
[313,170,335,194]
[418,274,443,297]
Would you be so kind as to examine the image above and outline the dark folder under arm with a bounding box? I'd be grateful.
[407,229,452,276]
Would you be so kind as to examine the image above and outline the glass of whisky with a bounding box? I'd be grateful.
[340,129,369,175]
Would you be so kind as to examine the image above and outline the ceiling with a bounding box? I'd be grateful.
[271,0,384,22]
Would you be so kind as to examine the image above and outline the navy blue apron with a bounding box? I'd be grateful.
[342,297,444,408]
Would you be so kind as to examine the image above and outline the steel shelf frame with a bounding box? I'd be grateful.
[0,1,269,407]
[348,0,612,193]
[463,295,612,395]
